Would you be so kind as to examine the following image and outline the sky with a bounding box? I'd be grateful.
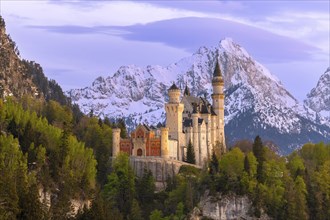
[0,0,329,101]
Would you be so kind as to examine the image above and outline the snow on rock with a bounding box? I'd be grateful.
[304,67,330,126]
[67,39,330,154]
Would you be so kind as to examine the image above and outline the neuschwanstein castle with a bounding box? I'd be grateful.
[112,61,226,166]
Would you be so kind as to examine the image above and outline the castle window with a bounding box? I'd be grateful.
[137,149,142,156]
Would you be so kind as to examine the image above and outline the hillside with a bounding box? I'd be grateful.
[0,16,69,105]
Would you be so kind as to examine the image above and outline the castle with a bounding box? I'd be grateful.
[112,61,226,166]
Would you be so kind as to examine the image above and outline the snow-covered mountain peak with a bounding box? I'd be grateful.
[304,67,330,125]
[67,40,330,154]
[219,38,250,59]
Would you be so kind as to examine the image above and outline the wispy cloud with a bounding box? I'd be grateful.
[28,17,322,64]
[147,1,330,54]
[2,0,210,26]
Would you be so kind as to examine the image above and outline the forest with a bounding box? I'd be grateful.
[0,97,329,220]
[1,14,329,220]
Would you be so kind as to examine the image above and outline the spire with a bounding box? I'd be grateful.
[184,82,190,96]
[169,82,179,90]
[212,57,224,84]
[213,60,222,77]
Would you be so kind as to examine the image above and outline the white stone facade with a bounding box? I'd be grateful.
[113,61,226,167]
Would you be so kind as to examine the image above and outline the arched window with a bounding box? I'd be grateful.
[137,148,143,156]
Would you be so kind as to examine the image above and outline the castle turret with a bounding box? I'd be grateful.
[183,83,190,96]
[168,83,181,103]
[161,127,169,159]
[112,128,121,157]
[211,60,226,151]
[192,111,200,165]
[165,83,184,160]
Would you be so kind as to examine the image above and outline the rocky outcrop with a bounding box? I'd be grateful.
[0,16,39,99]
[304,67,330,126]
[190,192,270,220]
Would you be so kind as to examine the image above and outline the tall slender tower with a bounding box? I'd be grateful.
[165,83,184,159]
[211,60,226,151]
[112,128,121,157]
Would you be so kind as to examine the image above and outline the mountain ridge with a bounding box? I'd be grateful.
[0,16,70,105]
[68,38,330,154]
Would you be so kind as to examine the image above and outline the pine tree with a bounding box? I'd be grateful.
[252,136,265,182]
[116,118,127,138]
[129,199,143,220]
[244,155,250,174]
[186,140,196,164]
[209,150,219,176]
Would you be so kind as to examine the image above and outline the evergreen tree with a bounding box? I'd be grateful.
[137,168,155,205]
[252,136,265,182]
[244,155,250,174]
[116,118,127,138]
[103,153,135,217]
[209,150,219,176]
[149,209,168,220]
[129,199,143,220]
[186,139,196,164]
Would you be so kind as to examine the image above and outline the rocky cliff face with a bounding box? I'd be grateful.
[68,38,330,154]
[0,16,70,105]
[0,17,39,99]
[190,192,270,220]
[304,67,330,126]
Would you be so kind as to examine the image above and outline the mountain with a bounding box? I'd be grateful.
[0,16,69,105]
[304,67,330,126]
[68,38,330,154]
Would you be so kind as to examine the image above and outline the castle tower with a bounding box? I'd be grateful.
[211,60,226,151]
[192,111,200,165]
[165,83,184,160]
[112,128,121,157]
[161,127,169,159]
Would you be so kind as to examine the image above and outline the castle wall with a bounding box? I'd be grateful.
[120,139,132,155]
[192,113,200,165]
[199,122,208,166]
[129,157,201,185]
[168,139,178,160]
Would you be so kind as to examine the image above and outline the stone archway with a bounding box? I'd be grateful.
[137,148,143,156]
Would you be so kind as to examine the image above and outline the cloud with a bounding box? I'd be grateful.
[2,0,209,26]
[146,1,330,54]
[28,17,322,64]
[27,25,127,35]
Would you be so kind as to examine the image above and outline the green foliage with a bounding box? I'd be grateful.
[136,168,155,218]
[74,116,112,185]
[209,150,219,176]
[252,136,266,182]
[0,99,97,218]
[129,199,143,220]
[149,209,169,220]
[287,152,305,178]
[218,147,245,192]
[0,134,47,219]
[1,96,330,220]
[186,139,196,164]
[179,165,200,177]
[76,193,122,220]
[22,60,70,105]
[103,153,135,218]
[0,135,25,218]
[173,202,185,220]
[116,118,128,138]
